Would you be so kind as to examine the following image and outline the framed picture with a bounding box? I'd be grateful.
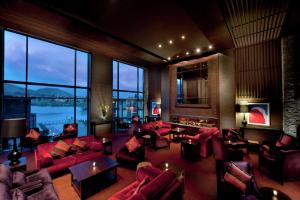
[151,101,161,116]
[247,103,270,126]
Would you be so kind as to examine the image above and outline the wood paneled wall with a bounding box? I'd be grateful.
[235,40,281,100]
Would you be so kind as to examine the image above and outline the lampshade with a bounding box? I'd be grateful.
[239,105,249,113]
[1,118,27,138]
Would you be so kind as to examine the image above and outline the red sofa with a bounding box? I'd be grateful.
[141,120,171,136]
[184,127,220,158]
[35,135,103,175]
[108,166,183,200]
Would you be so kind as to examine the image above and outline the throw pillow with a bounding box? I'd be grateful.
[40,153,54,168]
[88,142,103,152]
[12,188,26,200]
[73,138,87,150]
[133,176,150,195]
[12,171,26,188]
[26,129,41,140]
[280,134,294,146]
[125,136,141,153]
[228,162,252,183]
[224,172,246,192]
[0,164,13,188]
[50,140,71,157]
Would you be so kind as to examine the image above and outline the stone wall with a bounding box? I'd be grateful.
[281,35,300,136]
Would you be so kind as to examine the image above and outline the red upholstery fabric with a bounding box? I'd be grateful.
[40,153,54,168]
[136,166,162,182]
[133,176,150,195]
[108,181,140,200]
[73,138,87,149]
[154,128,170,136]
[139,171,176,199]
[88,142,103,152]
[224,172,246,192]
[125,136,141,153]
[142,121,171,137]
[35,135,103,174]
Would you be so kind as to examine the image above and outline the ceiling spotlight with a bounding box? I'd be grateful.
[167,57,171,60]
[196,48,201,53]
[186,51,189,55]
[169,40,173,44]
[158,44,162,48]
[181,35,186,40]
[208,45,213,49]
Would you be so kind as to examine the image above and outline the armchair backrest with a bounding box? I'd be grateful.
[63,123,78,135]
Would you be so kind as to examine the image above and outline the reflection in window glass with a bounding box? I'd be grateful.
[76,51,88,87]
[28,37,75,85]
[4,31,26,81]
[112,60,144,128]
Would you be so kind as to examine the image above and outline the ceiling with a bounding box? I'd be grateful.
[30,0,298,65]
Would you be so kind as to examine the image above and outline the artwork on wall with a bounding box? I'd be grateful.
[151,101,161,116]
[247,103,270,126]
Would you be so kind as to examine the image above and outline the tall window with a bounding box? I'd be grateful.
[112,60,144,127]
[2,30,90,137]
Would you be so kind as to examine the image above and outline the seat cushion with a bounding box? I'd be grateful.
[26,169,52,185]
[88,142,103,152]
[228,162,252,183]
[136,166,162,182]
[12,172,26,188]
[139,171,176,199]
[11,188,26,200]
[0,164,13,188]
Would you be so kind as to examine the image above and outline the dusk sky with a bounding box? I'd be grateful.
[4,31,88,87]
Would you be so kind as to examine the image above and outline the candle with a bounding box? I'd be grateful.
[273,190,278,196]
[165,162,169,168]
[93,162,96,167]
[177,127,179,132]
[102,138,106,142]
[188,139,192,144]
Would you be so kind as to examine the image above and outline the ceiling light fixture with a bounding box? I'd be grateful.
[158,44,162,48]
[169,40,173,44]
[208,45,213,49]
[181,35,185,40]
[196,48,201,53]
[186,51,189,55]
[167,57,171,60]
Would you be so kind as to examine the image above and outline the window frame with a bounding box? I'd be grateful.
[1,29,91,136]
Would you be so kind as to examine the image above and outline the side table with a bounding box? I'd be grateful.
[3,157,27,172]
[170,127,185,142]
[101,138,112,155]
[181,140,200,160]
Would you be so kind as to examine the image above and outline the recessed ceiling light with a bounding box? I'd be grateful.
[167,57,171,60]
[196,48,201,53]
[208,45,213,49]
[158,44,162,48]
[181,35,185,40]
[186,51,189,55]
[169,40,173,44]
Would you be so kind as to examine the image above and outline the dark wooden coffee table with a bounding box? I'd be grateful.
[170,127,185,142]
[69,157,119,199]
[260,187,291,200]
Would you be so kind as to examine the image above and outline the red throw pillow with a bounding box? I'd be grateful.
[40,153,54,167]
[125,136,141,153]
[88,142,102,152]
[224,172,246,192]
[26,129,41,140]
[50,140,71,157]
[228,162,252,183]
[73,138,87,150]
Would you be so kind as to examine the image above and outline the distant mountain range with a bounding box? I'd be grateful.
[4,84,73,97]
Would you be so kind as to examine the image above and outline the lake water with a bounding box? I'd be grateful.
[31,106,87,136]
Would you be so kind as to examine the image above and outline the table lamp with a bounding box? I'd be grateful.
[1,118,27,165]
[239,104,249,127]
